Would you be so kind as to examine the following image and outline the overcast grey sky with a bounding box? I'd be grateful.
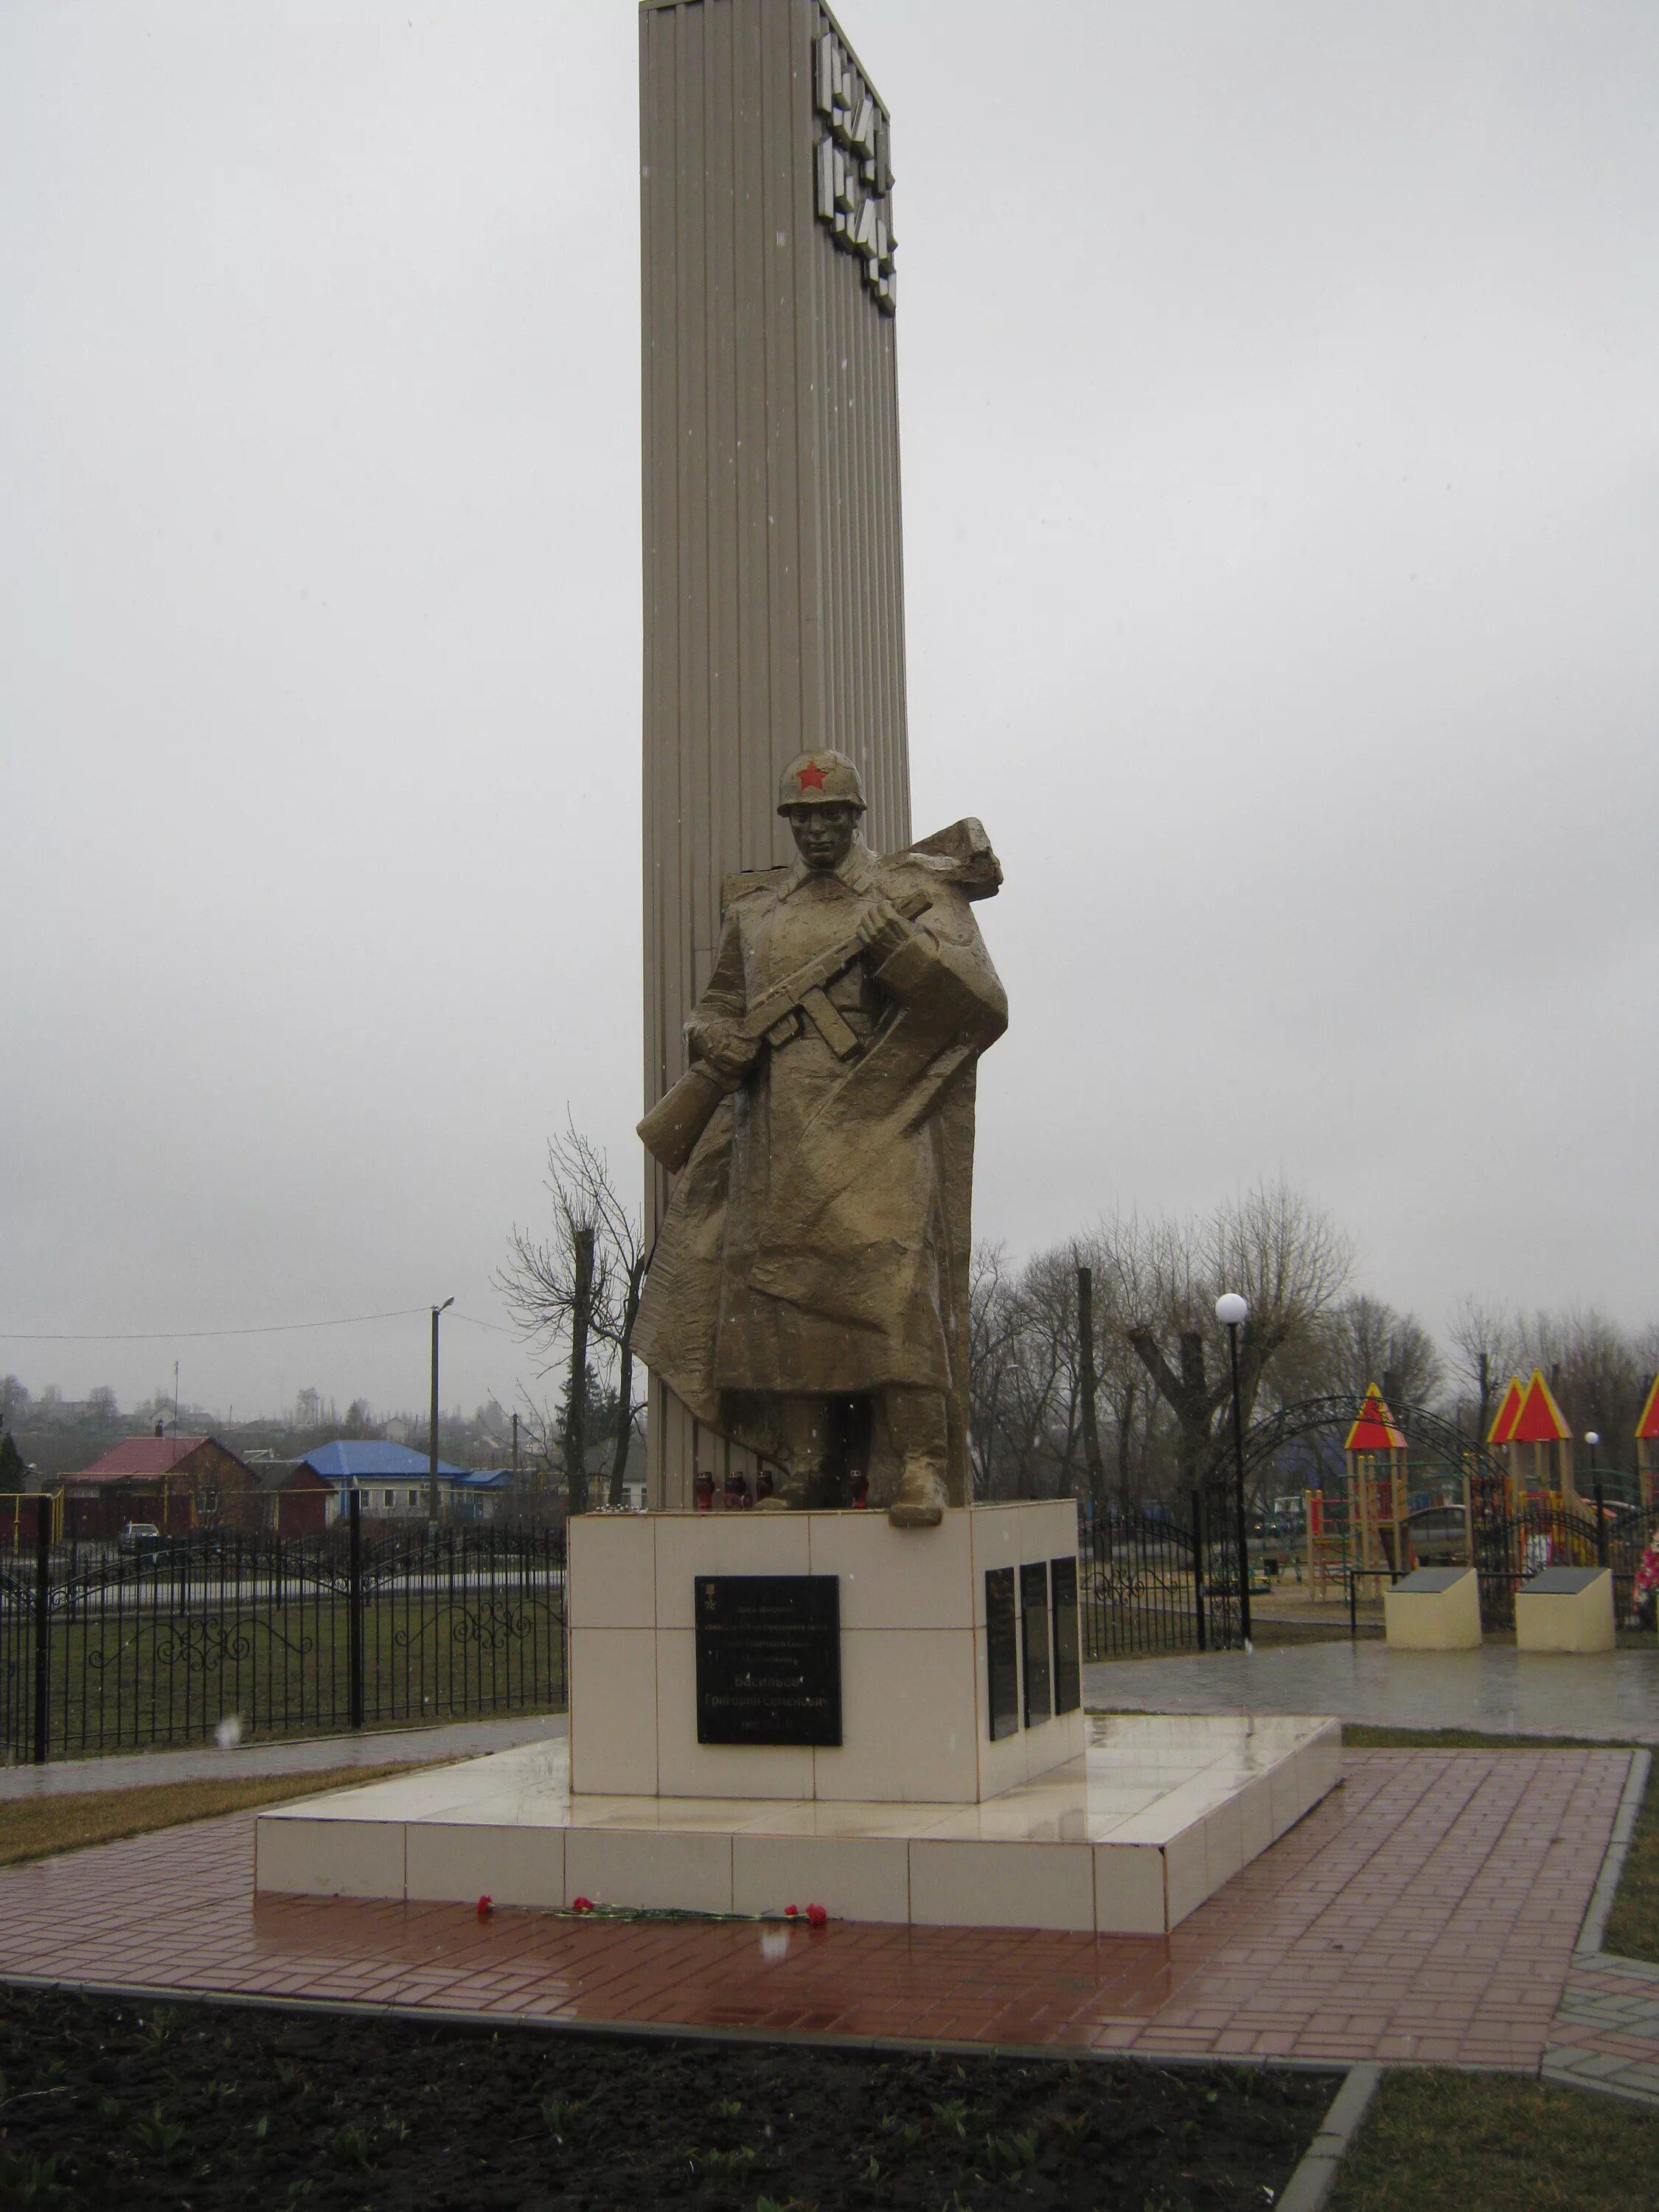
[2,1,1655,1424]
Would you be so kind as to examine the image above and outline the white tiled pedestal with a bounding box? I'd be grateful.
[256,1501,1341,1933]
[568,1503,1084,1804]
[255,1714,1343,1937]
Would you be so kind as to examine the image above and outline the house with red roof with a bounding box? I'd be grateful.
[58,1427,255,1538]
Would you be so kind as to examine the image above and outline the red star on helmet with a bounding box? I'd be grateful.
[796,761,827,791]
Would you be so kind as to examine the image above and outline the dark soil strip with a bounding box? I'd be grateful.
[0,1983,1336,2210]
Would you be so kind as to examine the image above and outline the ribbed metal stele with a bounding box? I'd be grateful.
[639,0,911,1506]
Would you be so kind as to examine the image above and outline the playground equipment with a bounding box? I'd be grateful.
[1343,1383,1410,1574]
[1488,1369,1574,1511]
[1301,1385,1419,1599]
[1638,1374,1659,1517]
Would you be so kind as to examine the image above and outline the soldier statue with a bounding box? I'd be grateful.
[633,751,1006,1527]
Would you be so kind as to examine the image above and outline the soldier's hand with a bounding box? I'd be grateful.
[689,1016,759,1082]
[857,897,913,962]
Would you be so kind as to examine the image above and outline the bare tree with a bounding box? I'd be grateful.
[1124,1181,1355,1502]
[1317,1295,1443,1408]
[498,1121,649,1511]
[1446,1298,1521,1439]
[967,1243,1016,1498]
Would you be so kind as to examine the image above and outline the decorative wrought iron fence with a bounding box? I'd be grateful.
[1079,1490,1245,1660]
[1470,1486,1642,1632]
[0,1500,566,1764]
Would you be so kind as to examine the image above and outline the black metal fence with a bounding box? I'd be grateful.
[1079,1490,1245,1660]
[0,1498,566,1764]
[1471,1488,1644,1632]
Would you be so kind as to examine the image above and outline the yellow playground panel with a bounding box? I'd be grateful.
[1304,1384,1411,1598]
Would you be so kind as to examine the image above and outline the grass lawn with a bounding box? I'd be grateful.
[0,1762,436,1866]
[1600,1756,1659,1964]
[1341,1724,1638,1751]
[1331,2067,1659,2212]
[26,1595,564,1760]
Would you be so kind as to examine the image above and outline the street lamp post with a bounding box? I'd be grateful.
[1215,1292,1252,1646]
[428,1298,455,1526]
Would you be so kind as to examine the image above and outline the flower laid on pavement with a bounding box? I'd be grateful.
[571,1896,596,1913]
[476,1895,493,1921]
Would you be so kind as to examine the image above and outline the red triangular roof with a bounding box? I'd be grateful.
[1511,1370,1571,1445]
[79,1435,209,1480]
[1487,1377,1525,1446]
[1346,1384,1407,1453]
[1637,1374,1659,1444]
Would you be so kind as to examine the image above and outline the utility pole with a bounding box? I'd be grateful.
[428,1298,454,1526]
[511,1411,519,1475]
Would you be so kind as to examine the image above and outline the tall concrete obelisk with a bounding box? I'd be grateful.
[639,0,911,1506]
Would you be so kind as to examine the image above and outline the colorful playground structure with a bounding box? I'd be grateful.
[1302,1371,1659,1607]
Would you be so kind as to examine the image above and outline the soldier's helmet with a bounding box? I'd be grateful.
[775,750,867,814]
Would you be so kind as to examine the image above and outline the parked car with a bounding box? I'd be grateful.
[1405,1506,1470,1568]
[117,1521,164,1556]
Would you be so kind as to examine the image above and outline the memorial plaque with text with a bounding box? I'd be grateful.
[985,1567,1019,1740]
[1020,1560,1052,1726]
[1051,1555,1081,1715]
[695,1576,841,1747]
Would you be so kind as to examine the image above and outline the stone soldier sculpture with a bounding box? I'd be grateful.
[635,751,1006,1527]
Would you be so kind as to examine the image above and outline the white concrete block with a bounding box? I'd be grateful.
[568,1627,658,1795]
[564,1827,733,1915]
[568,1513,656,1630]
[816,1627,979,1801]
[1237,1774,1273,1864]
[406,1821,566,1910]
[807,1509,973,1629]
[255,1815,403,1899]
[1203,1794,1244,1893]
[1093,1843,1168,1934]
[1383,1567,1481,1651]
[908,1837,1094,1932]
[733,1834,911,1924]
[1164,1822,1209,1927]
[653,1513,812,1630]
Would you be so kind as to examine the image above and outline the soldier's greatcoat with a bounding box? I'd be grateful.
[633,832,1006,1499]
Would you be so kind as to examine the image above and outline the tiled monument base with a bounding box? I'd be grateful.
[566,1503,1088,1804]
[255,1714,1341,1935]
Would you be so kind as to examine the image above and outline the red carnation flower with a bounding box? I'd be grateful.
[571,1896,595,1913]
[783,1905,799,1919]
[476,1895,493,1920]
[807,1903,828,1928]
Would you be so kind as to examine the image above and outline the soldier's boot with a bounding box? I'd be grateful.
[888,1453,947,1528]
[883,1387,950,1528]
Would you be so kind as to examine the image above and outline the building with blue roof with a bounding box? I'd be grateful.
[296,1440,473,1522]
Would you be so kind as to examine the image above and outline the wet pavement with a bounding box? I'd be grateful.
[1086,1642,1659,1742]
[0,1748,1628,2069]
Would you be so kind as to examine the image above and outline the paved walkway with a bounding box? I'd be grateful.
[0,1749,1628,2068]
[1086,1643,1659,1743]
[0,1714,566,1800]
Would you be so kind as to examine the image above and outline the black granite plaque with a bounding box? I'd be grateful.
[694,1575,841,1747]
[1394,1567,1473,1595]
[1523,1566,1607,1596]
[1050,1554,1081,1715]
[1020,1560,1052,1726]
[985,1567,1020,1740]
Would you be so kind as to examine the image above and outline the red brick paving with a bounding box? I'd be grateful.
[0,1750,1629,2068]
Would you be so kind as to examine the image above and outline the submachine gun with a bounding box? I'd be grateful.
[636,888,931,1174]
